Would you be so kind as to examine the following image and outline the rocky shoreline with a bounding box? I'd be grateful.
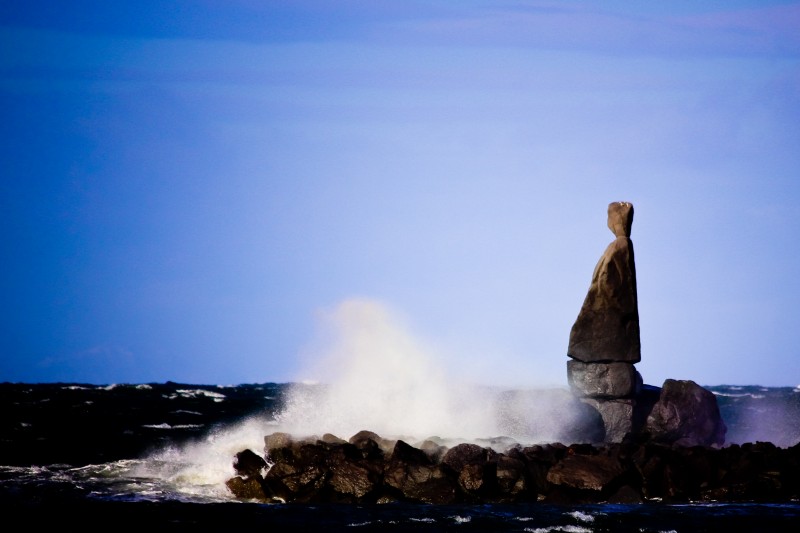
[227,431,800,505]
[227,203,795,505]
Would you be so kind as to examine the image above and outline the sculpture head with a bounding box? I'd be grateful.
[607,201,634,238]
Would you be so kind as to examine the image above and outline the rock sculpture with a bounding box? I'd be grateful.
[567,202,725,446]
[568,201,640,363]
[567,202,642,441]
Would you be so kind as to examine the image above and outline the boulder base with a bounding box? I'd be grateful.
[567,360,641,398]
[645,379,727,447]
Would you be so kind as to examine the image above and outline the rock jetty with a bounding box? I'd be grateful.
[226,431,800,504]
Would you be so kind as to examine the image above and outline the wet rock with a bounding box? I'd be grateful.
[383,440,456,504]
[495,454,528,498]
[225,475,270,501]
[228,431,800,504]
[441,443,491,474]
[233,448,267,478]
[582,398,636,443]
[320,433,347,444]
[326,450,379,501]
[418,439,448,463]
[546,453,625,491]
[264,431,294,458]
[567,360,642,398]
[645,379,727,447]
[263,442,328,502]
[457,462,494,494]
[348,430,386,458]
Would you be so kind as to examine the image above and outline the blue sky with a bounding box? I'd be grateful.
[1,1,799,387]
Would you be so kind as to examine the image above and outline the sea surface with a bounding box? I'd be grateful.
[1,382,799,531]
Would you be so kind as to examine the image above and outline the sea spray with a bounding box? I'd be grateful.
[274,298,596,446]
[135,298,599,498]
[137,414,279,499]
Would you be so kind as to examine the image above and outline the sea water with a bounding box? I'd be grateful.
[1,381,799,531]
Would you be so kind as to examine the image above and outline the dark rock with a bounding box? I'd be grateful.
[457,462,494,495]
[349,429,395,456]
[495,454,528,499]
[582,398,635,443]
[645,379,726,447]
[263,442,328,502]
[326,450,379,501]
[384,440,456,504]
[228,431,800,504]
[264,431,294,457]
[233,449,267,479]
[350,438,381,460]
[607,484,643,503]
[418,439,448,463]
[567,360,642,398]
[225,476,270,501]
[320,433,347,444]
[441,443,490,474]
[631,384,662,432]
[546,453,625,491]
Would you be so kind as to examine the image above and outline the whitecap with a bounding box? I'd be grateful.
[142,423,204,429]
[175,389,227,400]
[566,510,596,523]
[524,526,593,533]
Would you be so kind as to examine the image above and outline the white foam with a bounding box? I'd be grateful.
[712,391,766,399]
[567,510,596,523]
[142,423,204,429]
[139,298,594,499]
[524,526,593,533]
[174,389,227,400]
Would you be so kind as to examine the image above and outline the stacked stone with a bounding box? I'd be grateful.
[567,202,642,442]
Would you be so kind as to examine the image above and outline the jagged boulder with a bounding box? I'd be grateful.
[644,379,727,447]
[233,448,267,478]
[495,454,528,499]
[441,443,492,474]
[546,452,626,492]
[582,398,636,443]
[383,440,456,504]
[263,441,329,502]
[325,443,382,501]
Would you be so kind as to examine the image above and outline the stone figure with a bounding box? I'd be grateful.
[566,202,724,446]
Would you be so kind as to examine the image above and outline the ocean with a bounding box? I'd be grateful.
[1,381,799,531]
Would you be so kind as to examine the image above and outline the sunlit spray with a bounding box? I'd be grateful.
[140,297,591,500]
[275,298,587,446]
